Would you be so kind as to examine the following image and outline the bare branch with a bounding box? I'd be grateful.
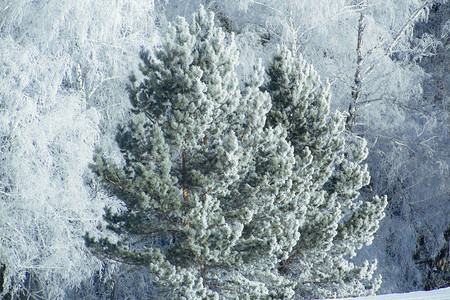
[365,1,431,77]
[385,1,429,56]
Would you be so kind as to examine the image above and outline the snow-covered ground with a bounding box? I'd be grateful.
[335,287,450,299]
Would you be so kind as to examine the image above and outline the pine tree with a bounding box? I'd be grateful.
[264,50,387,298]
[85,7,386,299]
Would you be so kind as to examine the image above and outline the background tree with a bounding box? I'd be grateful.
[86,8,386,299]
[0,0,156,298]
[0,36,102,300]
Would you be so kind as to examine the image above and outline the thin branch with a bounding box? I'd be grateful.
[193,252,207,287]
[358,97,393,106]
[362,35,386,62]
[18,265,65,271]
[365,1,430,77]
[386,1,429,56]
[372,134,417,153]
[410,191,449,205]
[0,2,13,33]
[247,0,284,15]
[156,207,177,225]
[87,76,121,100]
[16,0,53,43]
[279,245,306,275]
[103,174,177,225]
[0,190,12,196]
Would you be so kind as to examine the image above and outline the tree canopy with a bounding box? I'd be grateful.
[86,8,387,299]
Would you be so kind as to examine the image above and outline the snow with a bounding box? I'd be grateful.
[334,287,450,300]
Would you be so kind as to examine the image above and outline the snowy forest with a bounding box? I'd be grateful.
[0,0,448,299]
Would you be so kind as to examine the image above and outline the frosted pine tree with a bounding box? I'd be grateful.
[264,49,387,299]
[86,7,386,299]
[85,8,297,298]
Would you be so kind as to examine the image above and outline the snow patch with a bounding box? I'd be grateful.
[334,287,450,299]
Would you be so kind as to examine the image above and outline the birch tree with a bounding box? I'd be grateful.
[0,0,156,298]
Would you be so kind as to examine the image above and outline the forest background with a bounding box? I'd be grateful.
[0,0,448,299]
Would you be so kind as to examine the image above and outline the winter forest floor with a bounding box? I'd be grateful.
[335,287,450,300]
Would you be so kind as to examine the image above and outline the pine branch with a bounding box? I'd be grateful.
[279,245,306,276]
